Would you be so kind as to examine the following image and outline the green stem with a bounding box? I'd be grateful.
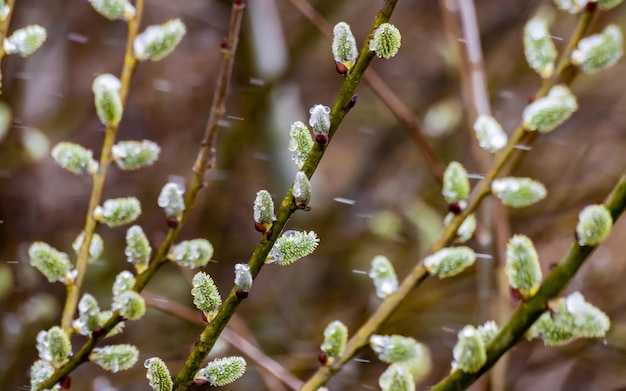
[430,171,626,391]
[59,0,144,335]
[299,6,598,391]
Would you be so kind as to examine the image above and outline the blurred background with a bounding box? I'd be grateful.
[1,0,626,390]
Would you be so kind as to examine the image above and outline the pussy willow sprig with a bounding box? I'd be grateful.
[171,1,400,390]
[299,5,600,391]
[59,0,145,335]
[430,170,626,391]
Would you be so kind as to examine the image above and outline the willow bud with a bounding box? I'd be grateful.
[0,2,9,22]
[473,115,507,153]
[125,225,152,273]
[452,325,486,373]
[370,334,431,380]
[320,320,348,362]
[576,204,613,246]
[4,25,46,57]
[28,241,73,284]
[145,357,173,391]
[92,74,123,127]
[134,19,186,61]
[572,25,623,74]
[115,290,146,320]
[379,363,415,391]
[112,270,135,299]
[51,142,98,175]
[309,104,331,134]
[87,0,135,21]
[36,326,72,364]
[90,344,139,373]
[369,23,401,59]
[524,17,557,78]
[30,360,57,391]
[505,234,542,299]
[72,231,104,261]
[289,121,313,169]
[293,171,312,209]
[94,197,141,227]
[554,0,588,13]
[522,85,577,133]
[266,230,319,265]
[491,177,546,208]
[234,263,253,292]
[423,246,476,278]
[194,356,246,387]
[368,255,398,299]
[191,272,222,320]
[444,213,476,243]
[112,140,160,171]
[332,22,358,73]
[158,182,185,220]
[74,293,101,335]
[597,0,623,9]
[170,239,213,268]
[477,320,499,345]
[253,190,276,233]
[443,161,470,203]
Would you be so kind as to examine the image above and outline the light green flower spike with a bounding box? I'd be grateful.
[114,290,146,320]
[443,161,470,203]
[321,320,348,362]
[92,73,123,127]
[158,182,185,219]
[253,190,276,233]
[134,18,186,61]
[289,121,313,169]
[234,263,253,292]
[125,225,152,273]
[28,241,73,284]
[332,22,358,73]
[30,360,59,391]
[51,142,98,175]
[473,115,507,153]
[522,85,577,133]
[170,239,213,268]
[369,23,402,59]
[370,334,432,381]
[145,357,173,391]
[423,246,476,278]
[491,177,547,208]
[194,356,247,387]
[97,310,125,337]
[444,213,477,243]
[112,270,135,297]
[576,204,613,246]
[572,24,623,74]
[528,291,610,345]
[72,231,104,260]
[73,293,101,335]
[87,0,135,21]
[379,363,415,391]
[293,171,312,209]
[452,325,486,373]
[597,0,623,9]
[0,2,9,22]
[554,0,588,13]
[36,326,72,365]
[191,272,222,320]
[112,140,161,171]
[368,255,398,299]
[90,344,139,373]
[266,230,319,265]
[4,25,46,57]
[477,320,499,346]
[94,197,141,227]
[505,234,542,299]
[524,17,557,78]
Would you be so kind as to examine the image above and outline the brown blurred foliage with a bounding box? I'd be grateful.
[1,0,626,390]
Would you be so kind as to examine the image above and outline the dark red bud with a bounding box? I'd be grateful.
[318,352,328,365]
[448,202,462,215]
[348,94,358,110]
[335,61,349,75]
[236,289,249,299]
[509,286,523,301]
[201,312,208,323]
[92,326,106,338]
[584,1,597,11]
[315,132,329,145]
[548,262,558,271]
[254,221,266,233]
[220,37,228,49]
[234,0,244,5]
[60,376,72,389]
[166,217,179,228]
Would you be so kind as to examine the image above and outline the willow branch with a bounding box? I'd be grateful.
[299,7,598,390]
[171,1,400,389]
[430,170,626,391]
[60,0,145,334]
[0,0,16,91]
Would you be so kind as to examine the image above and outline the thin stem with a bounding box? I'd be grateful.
[286,0,445,183]
[59,0,144,334]
[299,7,597,391]
[430,170,626,391]
[0,0,17,92]
[171,1,400,390]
